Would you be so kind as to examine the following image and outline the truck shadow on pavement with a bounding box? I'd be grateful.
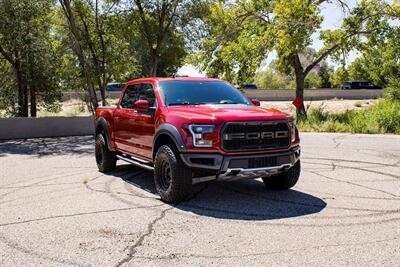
[110,164,327,221]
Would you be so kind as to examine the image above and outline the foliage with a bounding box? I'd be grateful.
[298,98,400,134]
[194,0,394,117]
[45,101,63,113]
[384,79,400,101]
[127,0,208,77]
[329,67,350,88]
[1,0,204,117]
[304,73,323,89]
[0,61,17,117]
[0,0,61,117]
[254,70,288,89]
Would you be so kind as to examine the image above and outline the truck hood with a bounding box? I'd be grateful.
[166,104,291,123]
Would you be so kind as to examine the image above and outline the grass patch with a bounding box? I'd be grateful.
[298,99,400,134]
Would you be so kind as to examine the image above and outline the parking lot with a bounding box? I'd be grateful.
[1,133,399,266]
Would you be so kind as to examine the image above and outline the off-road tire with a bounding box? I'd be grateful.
[262,160,301,190]
[95,134,117,172]
[154,145,193,203]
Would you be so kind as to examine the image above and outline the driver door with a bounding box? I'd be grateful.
[114,84,140,155]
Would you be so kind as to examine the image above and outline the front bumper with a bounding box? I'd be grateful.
[180,146,301,183]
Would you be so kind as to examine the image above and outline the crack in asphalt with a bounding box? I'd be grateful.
[304,160,400,180]
[115,207,173,267]
[303,157,400,168]
[133,235,400,261]
[114,183,210,267]
[0,205,164,227]
[310,170,400,198]
[332,134,346,149]
[0,233,85,267]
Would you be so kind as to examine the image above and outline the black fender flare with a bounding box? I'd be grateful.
[95,117,113,151]
[152,123,186,159]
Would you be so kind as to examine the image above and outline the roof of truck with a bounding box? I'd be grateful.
[126,77,223,84]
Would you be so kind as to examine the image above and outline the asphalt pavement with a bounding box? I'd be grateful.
[0,133,399,266]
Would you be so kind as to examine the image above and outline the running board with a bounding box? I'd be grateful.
[116,155,154,171]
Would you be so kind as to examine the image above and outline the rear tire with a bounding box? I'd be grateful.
[95,133,117,172]
[154,145,193,203]
[262,160,301,190]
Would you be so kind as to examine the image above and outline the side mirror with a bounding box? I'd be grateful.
[134,99,150,112]
[251,99,260,106]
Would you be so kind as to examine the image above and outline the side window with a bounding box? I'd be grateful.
[137,83,156,107]
[120,84,139,109]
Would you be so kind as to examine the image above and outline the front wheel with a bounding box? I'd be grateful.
[154,145,193,203]
[262,160,301,190]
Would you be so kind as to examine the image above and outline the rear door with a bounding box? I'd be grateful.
[113,84,140,155]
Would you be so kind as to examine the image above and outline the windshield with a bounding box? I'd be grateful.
[158,81,251,106]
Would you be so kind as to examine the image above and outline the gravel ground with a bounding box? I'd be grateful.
[261,99,376,114]
[0,133,399,266]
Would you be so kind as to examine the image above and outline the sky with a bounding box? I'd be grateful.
[177,0,361,77]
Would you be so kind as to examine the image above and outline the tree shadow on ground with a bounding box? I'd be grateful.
[0,136,94,157]
[109,164,327,221]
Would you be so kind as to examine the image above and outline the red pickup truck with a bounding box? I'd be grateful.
[95,77,301,203]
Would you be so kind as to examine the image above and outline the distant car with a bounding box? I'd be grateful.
[341,80,382,90]
[240,84,258,90]
[107,83,125,91]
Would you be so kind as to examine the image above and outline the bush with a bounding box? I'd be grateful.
[298,98,400,134]
[384,79,400,101]
[304,73,323,89]
[254,70,288,89]
[45,101,62,113]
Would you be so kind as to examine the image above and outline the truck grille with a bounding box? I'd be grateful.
[221,121,290,152]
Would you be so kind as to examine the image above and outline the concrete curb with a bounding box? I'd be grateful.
[0,116,95,140]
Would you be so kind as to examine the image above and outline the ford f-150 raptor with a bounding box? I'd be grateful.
[95,77,301,203]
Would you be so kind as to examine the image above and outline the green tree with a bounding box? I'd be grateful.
[348,23,400,87]
[0,0,60,117]
[254,69,288,89]
[329,66,349,88]
[195,0,393,118]
[128,0,206,77]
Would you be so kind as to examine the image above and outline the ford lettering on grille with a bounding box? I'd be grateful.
[223,131,288,141]
[221,121,290,151]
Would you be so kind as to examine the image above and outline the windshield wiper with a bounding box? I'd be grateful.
[218,102,239,104]
[207,101,240,104]
[168,101,206,106]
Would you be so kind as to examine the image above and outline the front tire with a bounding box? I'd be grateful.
[262,160,301,190]
[95,133,117,172]
[154,145,193,203]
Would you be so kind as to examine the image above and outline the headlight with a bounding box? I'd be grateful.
[188,125,216,147]
[289,122,297,143]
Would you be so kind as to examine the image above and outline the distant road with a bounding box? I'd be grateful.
[62,89,383,102]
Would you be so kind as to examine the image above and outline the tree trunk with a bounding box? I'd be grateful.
[60,0,98,113]
[14,66,24,117]
[292,54,307,120]
[96,76,106,106]
[149,49,158,77]
[22,84,29,117]
[12,59,29,117]
[30,86,37,117]
[295,74,306,119]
